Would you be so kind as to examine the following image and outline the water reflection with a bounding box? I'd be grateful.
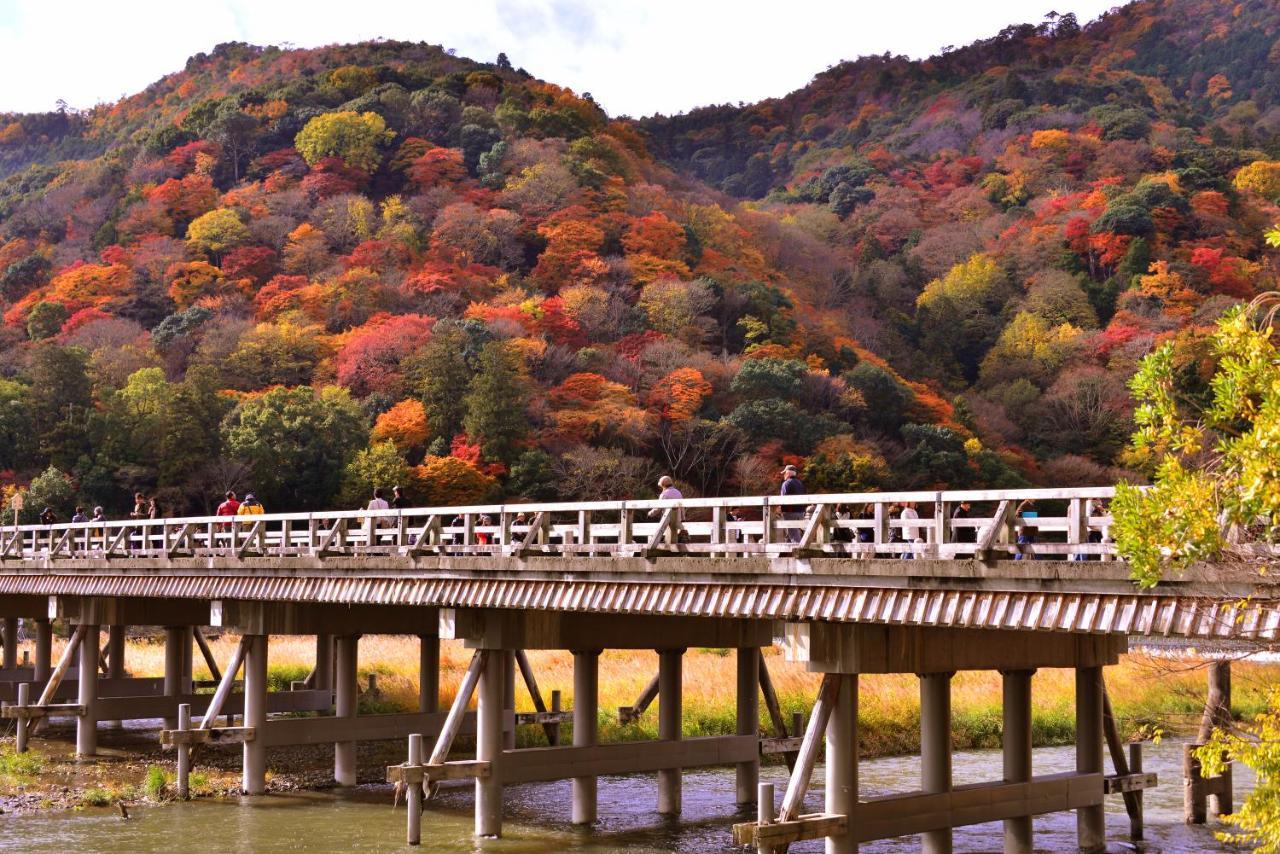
[3,739,1249,853]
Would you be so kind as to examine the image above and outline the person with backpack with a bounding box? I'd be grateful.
[238,493,265,515]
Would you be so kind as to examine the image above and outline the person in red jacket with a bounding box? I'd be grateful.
[216,491,240,531]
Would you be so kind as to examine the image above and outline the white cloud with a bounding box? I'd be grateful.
[0,0,1119,117]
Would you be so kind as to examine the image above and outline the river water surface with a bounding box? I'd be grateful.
[2,738,1250,852]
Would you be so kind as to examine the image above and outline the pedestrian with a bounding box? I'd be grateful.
[238,493,264,515]
[900,501,920,559]
[91,505,106,541]
[1015,525,1039,560]
[367,487,392,538]
[71,506,88,524]
[728,507,746,545]
[856,503,875,556]
[391,485,410,510]
[147,496,160,519]
[649,475,684,543]
[511,511,528,545]
[778,464,805,544]
[39,507,56,525]
[951,500,976,544]
[217,491,239,516]
[129,492,147,520]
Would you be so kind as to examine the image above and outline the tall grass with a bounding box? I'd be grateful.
[40,633,1278,759]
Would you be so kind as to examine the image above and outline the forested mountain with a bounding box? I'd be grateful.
[0,0,1276,519]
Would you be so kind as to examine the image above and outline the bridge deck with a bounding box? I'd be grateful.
[2,488,1275,640]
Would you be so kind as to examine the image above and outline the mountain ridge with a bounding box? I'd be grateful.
[0,0,1275,518]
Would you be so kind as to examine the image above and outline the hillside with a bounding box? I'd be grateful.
[0,1,1277,518]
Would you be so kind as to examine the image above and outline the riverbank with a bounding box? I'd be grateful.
[2,634,1274,814]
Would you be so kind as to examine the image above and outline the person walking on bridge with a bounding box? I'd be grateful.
[650,475,685,544]
[779,464,805,543]
[238,493,264,515]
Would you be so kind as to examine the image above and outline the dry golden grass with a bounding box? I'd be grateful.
[31,633,1278,757]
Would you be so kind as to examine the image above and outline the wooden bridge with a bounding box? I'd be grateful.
[0,487,1265,852]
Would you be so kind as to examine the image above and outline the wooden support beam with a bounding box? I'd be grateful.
[426,649,488,798]
[619,672,659,724]
[759,657,798,771]
[36,625,84,707]
[778,673,839,823]
[199,635,248,729]
[514,649,558,744]
[193,627,223,683]
[1,702,86,719]
[734,813,849,847]
[1102,685,1142,834]
[161,726,256,746]
[387,759,492,785]
[1104,772,1158,794]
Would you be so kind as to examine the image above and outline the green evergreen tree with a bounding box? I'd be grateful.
[463,341,529,465]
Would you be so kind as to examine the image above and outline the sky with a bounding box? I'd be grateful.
[0,0,1122,118]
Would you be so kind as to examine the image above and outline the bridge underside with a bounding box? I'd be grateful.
[0,554,1255,852]
[0,554,1274,641]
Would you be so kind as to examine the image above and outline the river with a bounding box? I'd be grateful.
[2,738,1251,852]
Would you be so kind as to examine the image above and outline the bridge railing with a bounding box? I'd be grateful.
[0,487,1128,563]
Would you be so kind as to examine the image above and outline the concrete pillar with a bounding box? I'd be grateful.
[335,635,359,786]
[1002,669,1034,854]
[176,703,191,799]
[76,624,99,756]
[242,634,268,794]
[163,627,184,730]
[825,673,858,854]
[657,648,684,814]
[736,647,760,805]
[181,626,194,688]
[34,619,51,683]
[418,635,439,714]
[406,732,423,844]
[572,649,599,824]
[920,672,954,854]
[2,617,16,669]
[503,650,516,751]
[1076,665,1105,853]
[314,634,333,693]
[105,625,125,729]
[476,649,505,837]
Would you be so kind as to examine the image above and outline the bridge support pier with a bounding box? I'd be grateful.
[242,633,268,794]
[34,618,51,683]
[335,634,359,786]
[1002,669,1035,854]
[572,649,599,824]
[105,625,125,729]
[657,648,684,815]
[1076,665,1105,853]
[2,617,16,669]
[418,634,438,713]
[314,634,333,694]
[503,651,516,751]
[476,648,507,837]
[921,671,953,854]
[76,623,99,756]
[163,627,191,730]
[737,647,760,805]
[825,673,858,854]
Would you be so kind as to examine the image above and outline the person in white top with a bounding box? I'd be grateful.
[367,486,392,534]
[900,502,921,559]
[650,476,684,542]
